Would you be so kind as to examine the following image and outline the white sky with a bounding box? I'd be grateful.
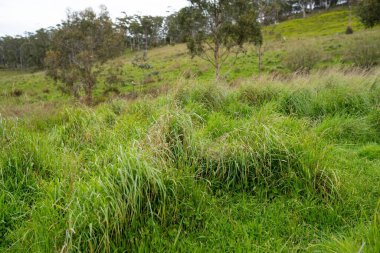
[0,0,189,36]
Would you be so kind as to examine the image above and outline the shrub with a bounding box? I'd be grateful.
[357,0,380,28]
[11,89,23,97]
[283,43,323,72]
[345,26,354,35]
[344,36,380,68]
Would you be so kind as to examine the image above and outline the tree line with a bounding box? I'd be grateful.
[2,0,377,71]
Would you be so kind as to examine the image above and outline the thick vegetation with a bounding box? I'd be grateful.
[1,68,380,252]
[1,6,380,253]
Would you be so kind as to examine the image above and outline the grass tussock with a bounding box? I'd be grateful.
[194,118,339,199]
[344,34,380,68]
[283,42,324,72]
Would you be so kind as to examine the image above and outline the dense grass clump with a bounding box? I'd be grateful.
[0,126,63,247]
[316,115,380,143]
[194,118,338,198]
[146,109,197,168]
[62,149,170,252]
[344,34,380,68]
[283,43,323,72]
[238,84,279,106]
[278,75,376,118]
[175,82,227,111]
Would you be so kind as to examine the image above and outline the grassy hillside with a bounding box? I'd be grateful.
[1,7,380,252]
[263,8,365,39]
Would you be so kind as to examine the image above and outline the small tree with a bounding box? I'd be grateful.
[357,0,380,28]
[187,0,262,80]
[45,6,124,104]
[132,52,153,90]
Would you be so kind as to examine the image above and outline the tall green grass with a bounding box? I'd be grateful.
[1,69,380,252]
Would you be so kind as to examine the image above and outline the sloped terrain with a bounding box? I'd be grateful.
[1,7,380,252]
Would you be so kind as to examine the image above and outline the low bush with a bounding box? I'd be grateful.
[11,88,23,97]
[345,26,354,35]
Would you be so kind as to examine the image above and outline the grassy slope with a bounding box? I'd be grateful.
[1,8,379,117]
[1,8,380,252]
[263,8,365,39]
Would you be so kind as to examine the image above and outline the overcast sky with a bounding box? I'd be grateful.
[0,0,189,36]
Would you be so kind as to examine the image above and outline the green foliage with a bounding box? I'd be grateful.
[345,26,354,34]
[238,84,280,106]
[195,118,338,198]
[358,144,380,160]
[357,0,380,28]
[175,82,227,111]
[45,7,124,104]
[187,0,262,79]
[0,29,51,70]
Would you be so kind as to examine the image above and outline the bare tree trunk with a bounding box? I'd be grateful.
[257,45,263,78]
[299,1,307,18]
[214,41,220,80]
[144,29,148,55]
[85,83,93,105]
[84,71,95,105]
[349,5,352,27]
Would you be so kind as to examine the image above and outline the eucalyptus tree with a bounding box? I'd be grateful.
[45,6,124,104]
[164,7,206,44]
[187,0,262,80]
